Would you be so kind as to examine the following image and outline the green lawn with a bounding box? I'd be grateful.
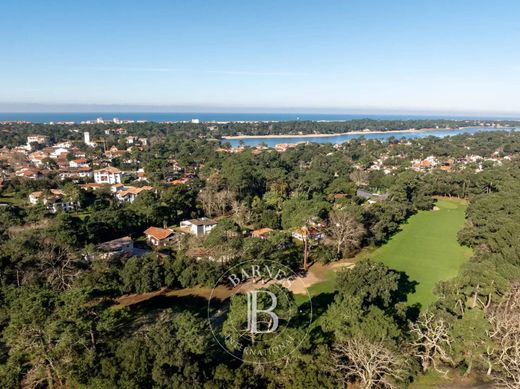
[294,269,337,306]
[0,193,26,207]
[372,198,472,308]
[295,198,472,309]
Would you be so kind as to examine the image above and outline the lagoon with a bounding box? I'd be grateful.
[225,127,516,148]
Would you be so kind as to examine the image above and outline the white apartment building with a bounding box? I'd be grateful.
[27,135,48,145]
[94,167,122,184]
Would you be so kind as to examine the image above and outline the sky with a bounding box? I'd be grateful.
[1,0,520,115]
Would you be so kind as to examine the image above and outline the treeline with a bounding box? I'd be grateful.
[217,119,517,136]
[1,119,519,147]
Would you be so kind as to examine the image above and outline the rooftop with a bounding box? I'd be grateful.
[184,218,218,226]
[96,236,133,252]
[144,226,174,241]
[94,166,122,174]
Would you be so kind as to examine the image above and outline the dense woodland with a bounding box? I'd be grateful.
[0,123,520,388]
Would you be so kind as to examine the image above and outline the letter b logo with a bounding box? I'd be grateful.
[247,290,279,333]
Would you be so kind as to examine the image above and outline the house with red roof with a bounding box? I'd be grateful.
[144,227,175,247]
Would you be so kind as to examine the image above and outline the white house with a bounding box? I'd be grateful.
[26,135,48,147]
[291,226,324,242]
[179,218,218,237]
[29,151,49,167]
[115,186,154,203]
[136,168,148,182]
[55,141,73,148]
[144,227,175,246]
[58,167,93,180]
[69,158,89,168]
[94,167,122,184]
[28,189,78,213]
[49,201,78,213]
[49,147,70,159]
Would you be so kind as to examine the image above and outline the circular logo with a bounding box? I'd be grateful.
[207,260,313,364]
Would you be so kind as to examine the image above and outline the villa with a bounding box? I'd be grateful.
[144,226,175,247]
[179,218,218,237]
[94,166,122,184]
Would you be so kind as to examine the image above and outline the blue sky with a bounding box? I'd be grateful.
[1,0,520,114]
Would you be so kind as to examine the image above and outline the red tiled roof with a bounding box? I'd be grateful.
[144,227,173,241]
[80,183,103,190]
[251,228,273,237]
[95,166,121,174]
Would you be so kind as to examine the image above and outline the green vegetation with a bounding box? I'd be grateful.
[294,267,337,306]
[372,198,472,307]
[2,124,520,387]
[295,198,470,308]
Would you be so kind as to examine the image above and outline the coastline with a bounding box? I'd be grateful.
[221,127,465,140]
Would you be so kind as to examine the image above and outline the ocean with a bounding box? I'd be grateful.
[0,112,517,123]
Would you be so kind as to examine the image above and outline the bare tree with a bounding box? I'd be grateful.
[302,226,310,271]
[488,283,520,388]
[198,187,235,217]
[328,209,365,258]
[198,187,218,217]
[349,170,369,186]
[410,312,453,374]
[231,200,253,228]
[333,336,408,389]
[215,189,235,216]
[37,237,81,290]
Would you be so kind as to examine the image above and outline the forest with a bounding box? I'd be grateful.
[0,124,519,388]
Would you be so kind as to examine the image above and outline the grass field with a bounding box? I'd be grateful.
[371,197,472,308]
[0,192,26,207]
[294,197,472,309]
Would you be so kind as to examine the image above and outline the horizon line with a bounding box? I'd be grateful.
[1,103,520,118]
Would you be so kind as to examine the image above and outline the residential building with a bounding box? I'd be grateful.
[27,135,48,146]
[136,168,147,181]
[179,218,218,237]
[104,146,127,159]
[58,167,93,180]
[28,189,78,213]
[83,131,97,147]
[96,236,134,259]
[94,166,122,184]
[54,141,73,148]
[29,151,49,167]
[80,183,103,191]
[356,189,389,204]
[292,226,324,241]
[251,228,273,239]
[15,167,42,179]
[69,158,89,168]
[111,183,126,193]
[116,186,154,203]
[144,227,175,247]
